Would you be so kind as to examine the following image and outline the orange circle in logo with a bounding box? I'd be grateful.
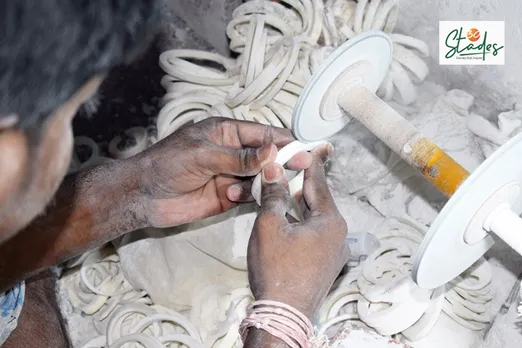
[467,28,481,42]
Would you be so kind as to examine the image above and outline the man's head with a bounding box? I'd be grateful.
[0,0,160,241]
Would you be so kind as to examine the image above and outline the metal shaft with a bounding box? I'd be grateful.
[337,85,469,197]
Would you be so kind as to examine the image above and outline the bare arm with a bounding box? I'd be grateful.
[244,330,290,348]
[0,118,304,293]
[244,144,349,348]
[0,159,146,292]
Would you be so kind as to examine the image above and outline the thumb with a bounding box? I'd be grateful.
[259,162,290,216]
[253,162,290,235]
[203,143,277,177]
[302,143,337,217]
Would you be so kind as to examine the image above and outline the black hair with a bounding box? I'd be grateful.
[0,0,161,129]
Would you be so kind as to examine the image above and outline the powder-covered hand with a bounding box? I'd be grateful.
[135,117,312,228]
[247,144,350,319]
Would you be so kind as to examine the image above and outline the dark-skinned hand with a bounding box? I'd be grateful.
[135,117,312,228]
[247,143,350,319]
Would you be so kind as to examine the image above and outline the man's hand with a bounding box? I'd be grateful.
[247,143,350,319]
[0,117,313,292]
[136,117,312,228]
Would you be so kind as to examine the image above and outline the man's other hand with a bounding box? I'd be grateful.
[135,117,312,227]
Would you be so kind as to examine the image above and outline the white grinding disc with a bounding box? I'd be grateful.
[292,30,393,142]
[412,132,522,289]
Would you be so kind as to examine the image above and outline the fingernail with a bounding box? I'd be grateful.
[262,162,284,183]
[257,143,276,167]
[227,185,242,200]
[327,143,334,156]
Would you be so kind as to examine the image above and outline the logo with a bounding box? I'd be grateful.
[439,21,505,65]
[466,28,480,42]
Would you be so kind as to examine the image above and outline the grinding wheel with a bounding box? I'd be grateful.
[292,30,393,142]
[291,30,522,291]
[412,132,522,289]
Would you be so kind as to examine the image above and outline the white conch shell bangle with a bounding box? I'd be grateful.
[251,140,328,221]
[156,0,430,143]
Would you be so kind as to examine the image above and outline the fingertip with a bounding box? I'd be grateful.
[262,162,285,184]
[286,152,313,171]
[327,143,334,156]
[227,182,254,202]
[226,185,242,201]
[310,142,334,163]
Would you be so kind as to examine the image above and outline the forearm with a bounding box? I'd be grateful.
[244,329,291,348]
[0,159,146,292]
